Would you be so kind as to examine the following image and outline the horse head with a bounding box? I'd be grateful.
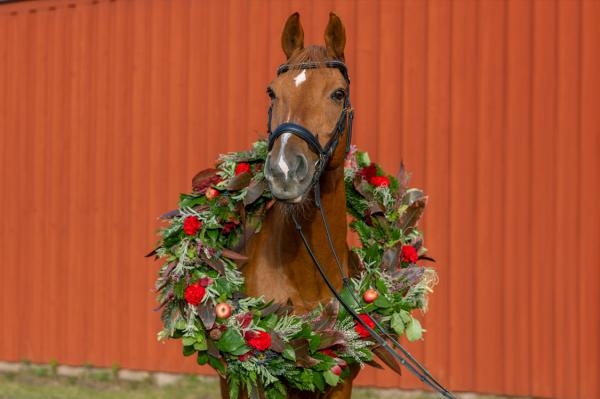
[264,12,352,204]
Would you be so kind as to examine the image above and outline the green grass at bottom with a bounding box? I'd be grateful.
[0,371,521,399]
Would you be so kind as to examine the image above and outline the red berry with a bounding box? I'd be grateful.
[215,303,232,319]
[205,187,220,199]
[363,288,379,303]
[331,364,342,376]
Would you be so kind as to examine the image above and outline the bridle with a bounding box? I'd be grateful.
[266,60,456,399]
[267,60,354,190]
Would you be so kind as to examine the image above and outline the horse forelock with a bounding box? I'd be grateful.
[285,45,333,69]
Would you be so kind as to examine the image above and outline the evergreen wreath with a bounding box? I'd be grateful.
[151,140,438,399]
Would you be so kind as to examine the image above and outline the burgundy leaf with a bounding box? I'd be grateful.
[269,333,285,353]
[372,346,402,375]
[381,248,399,271]
[207,338,221,358]
[399,190,427,231]
[353,175,373,199]
[197,303,216,330]
[225,172,252,191]
[260,302,282,317]
[243,180,266,206]
[159,209,181,220]
[221,248,248,261]
[311,300,339,331]
[365,359,385,370]
[145,248,158,258]
[290,339,320,367]
[316,330,347,350]
[192,168,220,193]
[205,258,225,275]
[396,161,411,194]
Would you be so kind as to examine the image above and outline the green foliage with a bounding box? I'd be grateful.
[152,141,438,398]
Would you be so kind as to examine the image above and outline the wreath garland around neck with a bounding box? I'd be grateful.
[151,139,438,399]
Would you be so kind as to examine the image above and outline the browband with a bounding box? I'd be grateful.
[276,60,350,84]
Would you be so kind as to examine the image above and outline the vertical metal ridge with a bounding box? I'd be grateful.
[0,1,598,397]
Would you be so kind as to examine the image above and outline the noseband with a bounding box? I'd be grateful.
[266,60,354,186]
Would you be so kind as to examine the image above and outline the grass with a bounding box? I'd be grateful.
[0,365,522,399]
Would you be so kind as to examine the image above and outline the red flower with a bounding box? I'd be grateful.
[183,216,202,236]
[400,245,419,264]
[358,164,378,180]
[234,162,251,176]
[244,330,271,351]
[236,312,253,329]
[354,314,376,338]
[184,282,206,305]
[369,175,390,187]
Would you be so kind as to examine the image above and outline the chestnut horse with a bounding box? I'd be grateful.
[220,12,359,399]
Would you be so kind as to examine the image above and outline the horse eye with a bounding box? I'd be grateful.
[331,89,346,102]
[266,87,277,100]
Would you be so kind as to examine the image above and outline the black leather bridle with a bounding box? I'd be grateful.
[267,60,354,190]
[266,60,456,399]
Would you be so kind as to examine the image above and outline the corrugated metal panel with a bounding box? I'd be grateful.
[1,1,598,397]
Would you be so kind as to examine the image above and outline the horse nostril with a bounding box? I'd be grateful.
[295,154,308,180]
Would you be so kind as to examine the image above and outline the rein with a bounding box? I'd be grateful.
[268,61,456,399]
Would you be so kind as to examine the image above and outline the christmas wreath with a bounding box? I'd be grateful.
[151,140,437,399]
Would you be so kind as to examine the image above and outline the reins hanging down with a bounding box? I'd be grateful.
[271,60,456,399]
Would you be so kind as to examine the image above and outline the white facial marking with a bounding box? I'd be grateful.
[277,133,292,178]
[294,69,307,87]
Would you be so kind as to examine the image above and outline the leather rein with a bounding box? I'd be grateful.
[267,61,456,399]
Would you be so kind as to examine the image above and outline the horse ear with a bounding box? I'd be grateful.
[324,12,346,60]
[281,12,304,59]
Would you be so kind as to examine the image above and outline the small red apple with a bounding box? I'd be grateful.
[215,302,232,319]
[363,288,379,303]
[205,187,220,199]
[331,364,342,376]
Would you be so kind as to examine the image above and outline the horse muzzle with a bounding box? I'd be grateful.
[264,151,315,202]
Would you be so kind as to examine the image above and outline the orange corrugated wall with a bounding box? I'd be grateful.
[1,1,598,398]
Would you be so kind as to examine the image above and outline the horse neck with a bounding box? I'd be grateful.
[247,166,348,312]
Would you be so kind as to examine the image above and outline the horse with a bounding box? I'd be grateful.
[220,12,360,399]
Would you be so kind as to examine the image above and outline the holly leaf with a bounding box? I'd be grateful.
[372,346,402,375]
